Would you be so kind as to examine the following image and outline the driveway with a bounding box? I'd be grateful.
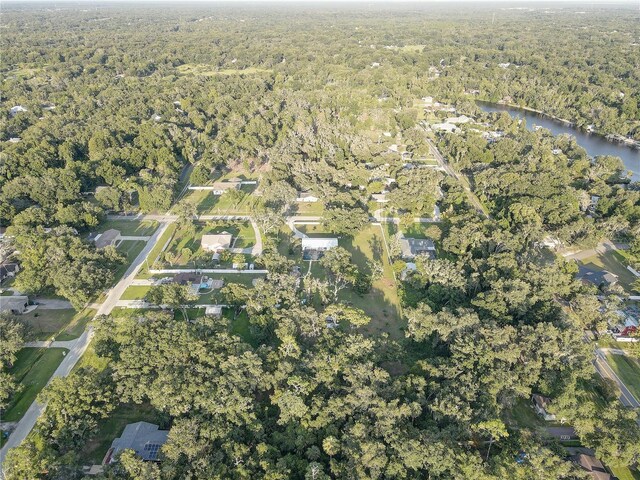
[32,299,73,310]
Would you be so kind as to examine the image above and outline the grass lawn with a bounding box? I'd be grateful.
[2,348,68,422]
[605,353,640,401]
[120,286,151,300]
[294,201,325,215]
[19,308,95,341]
[187,186,258,215]
[97,219,158,237]
[80,403,167,464]
[578,250,637,293]
[163,221,256,267]
[610,466,640,480]
[138,223,177,277]
[113,240,147,280]
[296,224,334,237]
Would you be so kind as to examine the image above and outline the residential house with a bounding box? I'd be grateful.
[210,181,241,195]
[445,115,471,124]
[569,454,614,480]
[201,233,233,252]
[205,305,223,317]
[0,296,29,315]
[577,266,618,288]
[302,237,338,260]
[431,123,458,133]
[399,237,436,260]
[94,229,121,249]
[371,193,389,203]
[0,263,20,283]
[296,191,319,203]
[10,105,28,116]
[531,394,556,421]
[103,422,169,464]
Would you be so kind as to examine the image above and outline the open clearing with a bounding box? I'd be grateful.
[2,348,68,422]
[605,353,640,402]
[96,219,158,237]
[19,308,95,341]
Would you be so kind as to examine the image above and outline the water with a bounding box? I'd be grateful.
[477,102,640,182]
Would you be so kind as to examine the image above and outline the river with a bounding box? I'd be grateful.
[477,102,639,182]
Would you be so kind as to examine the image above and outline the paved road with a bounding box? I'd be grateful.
[426,138,489,218]
[594,349,640,409]
[0,222,171,471]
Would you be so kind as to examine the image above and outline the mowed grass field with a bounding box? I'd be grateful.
[2,348,68,422]
[97,219,158,237]
[19,308,95,341]
[605,353,640,402]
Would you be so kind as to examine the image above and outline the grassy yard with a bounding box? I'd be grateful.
[185,187,258,215]
[97,219,158,237]
[176,64,273,76]
[164,221,255,267]
[19,308,95,341]
[610,466,640,480]
[605,353,640,401]
[120,286,151,300]
[138,223,177,277]
[2,348,68,422]
[113,240,147,280]
[196,273,266,304]
[293,201,325,215]
[578,250,638,293]
[80,403,167,464]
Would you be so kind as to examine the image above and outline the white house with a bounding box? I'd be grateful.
[201,233,233,252]
[302,238,338,251]
[431,123,458,133]
[296,192,319,203]
[10,106,28,116]
[445,115,471,124]
[371,193,389,203]
[205,305,223,317]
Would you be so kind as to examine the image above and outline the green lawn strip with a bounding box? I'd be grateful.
[604,353,640,401]
[340,225,403,338]
[2,348,68,422]
[293,201,325,215]
[19,309,75,340]
[194,187,258,215]
[137,223,177,277]
[79,403,166,464]
[610,466,640,480]
[97,219,158,237]
[56,309,96,340]
[296,224,333,236]
[120,286,152,300]
[113,240,147,281]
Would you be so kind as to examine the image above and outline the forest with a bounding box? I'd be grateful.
[1,2,639,480]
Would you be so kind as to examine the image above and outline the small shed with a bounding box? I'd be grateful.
[205,305,223,317]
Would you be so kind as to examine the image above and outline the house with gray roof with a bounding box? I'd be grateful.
[103,422,169,464]
[0,295,29,315]
[399,237,436,260]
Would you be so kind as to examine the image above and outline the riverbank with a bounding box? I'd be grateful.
[475,98,640,149]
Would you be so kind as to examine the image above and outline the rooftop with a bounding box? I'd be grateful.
[201,233,233,251]
[95,229,121,249]
[399,237,435,259]
[301,237,339,250]
[107,422,168,463]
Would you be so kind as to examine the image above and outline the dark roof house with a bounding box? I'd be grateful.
[577,266,618,288]
[104,422,169,464]
[399,237,436,259]
[570,454,613,480]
